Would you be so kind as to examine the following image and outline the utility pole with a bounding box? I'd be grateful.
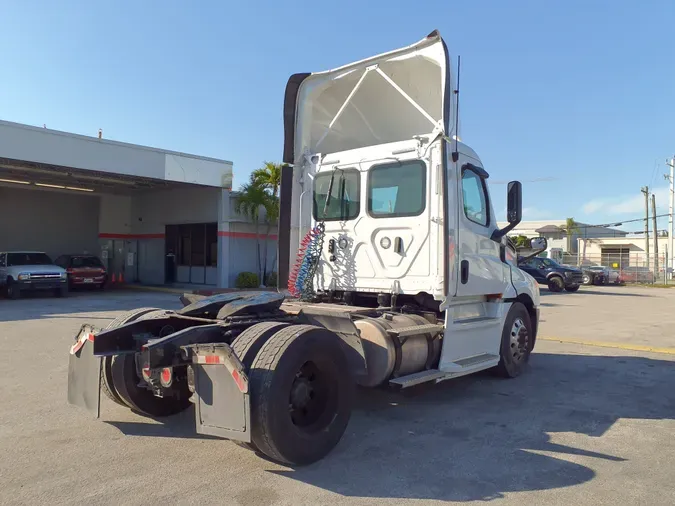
[666,157,674,282]
[652,193,659,283]
[641,186,650,272]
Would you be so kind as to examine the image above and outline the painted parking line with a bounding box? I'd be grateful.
[540,337,675,355]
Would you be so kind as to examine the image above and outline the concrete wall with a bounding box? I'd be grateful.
[0,185,99,260]
[130,186,221,285]
[227,222,278,287]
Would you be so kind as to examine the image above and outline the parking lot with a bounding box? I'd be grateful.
[1,286,674,506]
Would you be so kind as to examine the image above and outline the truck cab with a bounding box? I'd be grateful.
[279,30,541,381]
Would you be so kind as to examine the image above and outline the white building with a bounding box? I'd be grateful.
[0,119,276,288]
[497,220,627,253]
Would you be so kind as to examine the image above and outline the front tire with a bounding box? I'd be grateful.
[547,276,564,292]
[582,274,592,285]
[6,280,20,299]
[494,302,533,378]
[249,325,354,466]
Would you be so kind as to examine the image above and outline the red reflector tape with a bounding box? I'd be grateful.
[70,332,95,355]
[231,369,247,393]
[205,355,220,365]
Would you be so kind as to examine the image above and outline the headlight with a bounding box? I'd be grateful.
[60,272,67,279]
[17,273,30,281]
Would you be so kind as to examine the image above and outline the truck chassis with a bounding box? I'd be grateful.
[68,290,535,466]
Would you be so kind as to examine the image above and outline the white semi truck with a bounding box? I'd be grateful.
[68,30,544,466]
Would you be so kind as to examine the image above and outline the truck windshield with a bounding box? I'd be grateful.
[313,169,360,221]
[7,253,53,266]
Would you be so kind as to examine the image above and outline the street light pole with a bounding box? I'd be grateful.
[666,158,674,281]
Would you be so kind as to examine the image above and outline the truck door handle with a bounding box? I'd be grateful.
[461,260,469,284]
[394,237,403,254]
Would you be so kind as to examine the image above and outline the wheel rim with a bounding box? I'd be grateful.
[288,361,335,431]
[509,317,530,363]
[583,275,590,284]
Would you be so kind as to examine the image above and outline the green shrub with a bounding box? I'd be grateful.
[265,272,277,287]
[235,271,259,289]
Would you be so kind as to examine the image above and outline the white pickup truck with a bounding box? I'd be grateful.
[0,251,68,299]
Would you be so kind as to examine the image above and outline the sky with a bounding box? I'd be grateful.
[1,1,674,232]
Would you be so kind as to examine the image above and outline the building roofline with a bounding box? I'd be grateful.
[0,119,233,166]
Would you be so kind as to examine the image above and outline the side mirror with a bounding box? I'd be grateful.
[529,237,547,251]
[491,181,523,241]
[506,181,522,224]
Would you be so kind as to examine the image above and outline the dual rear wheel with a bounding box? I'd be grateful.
[100,308,191,417]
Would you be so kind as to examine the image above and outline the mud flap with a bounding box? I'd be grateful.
[67,324,102,418]
[186,343,251,443]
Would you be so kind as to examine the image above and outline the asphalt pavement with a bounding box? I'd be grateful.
[0,286,674,506]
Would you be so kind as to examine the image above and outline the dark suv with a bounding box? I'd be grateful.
[518,256,584,292]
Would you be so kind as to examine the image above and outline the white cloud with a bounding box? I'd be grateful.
[581,186,670,216]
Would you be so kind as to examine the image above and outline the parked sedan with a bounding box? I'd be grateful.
[54,254,107,289]
[620,266,653,283]
[584,265,622,285]
[581,267,606,285]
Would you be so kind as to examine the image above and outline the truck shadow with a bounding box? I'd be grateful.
[270,352,674,501]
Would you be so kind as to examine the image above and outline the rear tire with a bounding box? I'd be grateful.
[229,322,291,452]
[111,353,191,417]
[547,276,564,292]
[249,325,354,466]
[565,284,580,292]
[100,307,162,407]
[494,302,533,378]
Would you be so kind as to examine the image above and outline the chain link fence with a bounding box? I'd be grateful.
[557,252,673,284]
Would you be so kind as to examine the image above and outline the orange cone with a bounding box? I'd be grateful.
[111,273,117,283]
[119,272,124,284]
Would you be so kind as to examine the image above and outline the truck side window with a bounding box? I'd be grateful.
[461,167,490,226]
[367,160,426,218]
[313,169,360,221]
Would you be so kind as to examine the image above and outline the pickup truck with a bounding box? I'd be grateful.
[518,256,583,292]
[0,251,68,299]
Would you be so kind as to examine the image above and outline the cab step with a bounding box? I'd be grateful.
[453,353,499,368]
[389,369,447,388]
[386,324,444,338]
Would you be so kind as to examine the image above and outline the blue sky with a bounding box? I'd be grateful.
[1,1,674,232]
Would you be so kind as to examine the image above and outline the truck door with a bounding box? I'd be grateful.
[454,157,508,298]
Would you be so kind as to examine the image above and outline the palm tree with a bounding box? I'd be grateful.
[234,182,269,283]
[564,217,580,254]
[251,161,282,198]
[250,162,283,282]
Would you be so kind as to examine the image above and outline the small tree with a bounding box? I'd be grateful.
[234,182,269,283]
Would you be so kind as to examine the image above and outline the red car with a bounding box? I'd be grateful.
[54,254,108,289]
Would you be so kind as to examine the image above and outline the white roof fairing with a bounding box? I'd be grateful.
[293,31,453,161]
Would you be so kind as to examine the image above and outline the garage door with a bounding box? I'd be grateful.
[0,186,99,260]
